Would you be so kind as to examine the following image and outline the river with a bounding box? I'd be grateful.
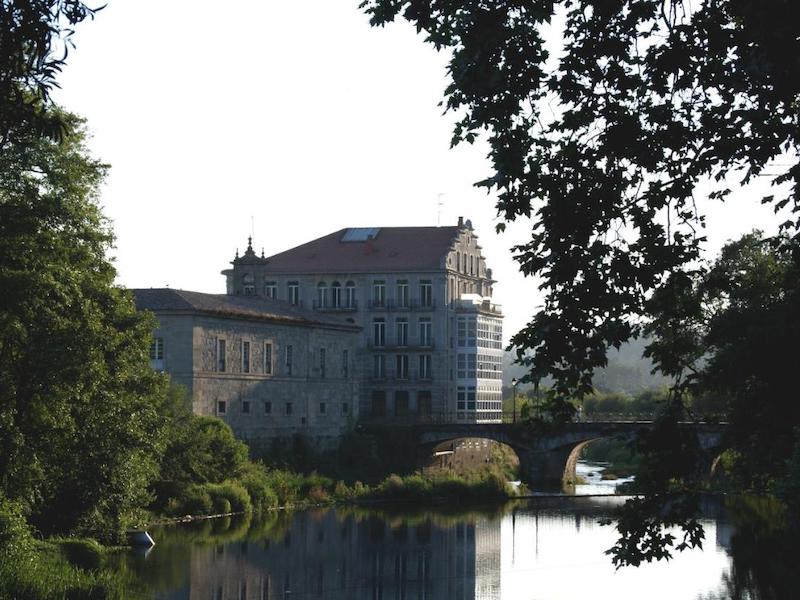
[114,465,793,599]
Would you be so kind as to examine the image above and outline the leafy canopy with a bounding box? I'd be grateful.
[0,105,169,541]
[0,1,100,146]
[361,0,800,566]
[361,0,800,401]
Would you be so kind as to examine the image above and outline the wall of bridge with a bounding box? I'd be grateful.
[406,422,727,487]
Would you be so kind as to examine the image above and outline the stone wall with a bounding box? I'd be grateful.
[152,313,360,452]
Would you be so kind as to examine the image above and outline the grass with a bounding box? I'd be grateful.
[0,539,131,600]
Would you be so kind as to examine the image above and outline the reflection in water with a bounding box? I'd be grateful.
[119,496,796,600]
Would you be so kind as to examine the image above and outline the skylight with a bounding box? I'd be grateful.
[341,228,381,242]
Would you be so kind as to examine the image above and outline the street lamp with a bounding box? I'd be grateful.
[511,377,519,424]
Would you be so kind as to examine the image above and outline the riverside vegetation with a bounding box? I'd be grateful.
[0,101,518,598]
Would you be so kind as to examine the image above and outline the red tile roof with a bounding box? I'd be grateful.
[254,226,461,274]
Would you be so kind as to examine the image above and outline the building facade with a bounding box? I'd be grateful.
[222,218,503,423]
[133,288,360,451]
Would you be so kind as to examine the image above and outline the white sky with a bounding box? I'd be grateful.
[54,0,788,343]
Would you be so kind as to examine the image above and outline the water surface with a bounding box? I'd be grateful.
[115,489,792,600]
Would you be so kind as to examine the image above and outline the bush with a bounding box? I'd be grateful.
[171,485,213,517]
[204,481,252,514]
[56,538,104,571]
[0,493,33,562]
[240,468,279,512]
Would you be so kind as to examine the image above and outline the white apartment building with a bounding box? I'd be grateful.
[223,218,503,423]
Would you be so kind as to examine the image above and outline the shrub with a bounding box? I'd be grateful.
[56,538,104,571]
[175,486,213,516]
[307,486,330,503]
[0,493,34,561]
[204,481,252,514]
[241,477,278,512]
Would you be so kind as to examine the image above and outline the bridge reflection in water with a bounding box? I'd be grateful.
[129,497,737,600]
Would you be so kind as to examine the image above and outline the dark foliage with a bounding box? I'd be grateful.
[0,107,169,541]
[0,1,101,146]
[361,0,800,565]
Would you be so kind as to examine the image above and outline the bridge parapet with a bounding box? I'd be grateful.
[362,419,728,488]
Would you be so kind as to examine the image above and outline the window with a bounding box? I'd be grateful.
[395,354,409,380]
[149,337,164,370]
[319,401,327,415]
[396,280,409,308]
[420,280,432,307]
[345,281,356,307]
[456,252,461,272]
[264,342,273,375]
[418,391,432,416]
[469,255,474,276]
[217,400,227,415]
[457,353,476,378]
[395,391,409,416]
[242,272,255,295]
[342,349,349,379]
[395,318,408,346]
[319,347,326,378]
[373,355,385,379]
[457,318,477,347]
[242,340,250,373]
[317,282,328,308]
[467,386,476,410]
[242,400,250,414]
[372,279,385,306]
[216,339,226,372]
[264,401,272,415]
[371,391,386,417]
[331,281,342,307]
[288,281,300,305]
[373,318,385,347]
[341,402,349,415]
[285,402,293,415]
[457,387,466,410]
[419,354,432,379]
[419,318,432,346]
[285,344,293,376]
[264,281,277,298]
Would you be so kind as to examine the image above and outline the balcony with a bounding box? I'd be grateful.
[367,299,437,312]
[366,342,436,351]
[313,299,358,312]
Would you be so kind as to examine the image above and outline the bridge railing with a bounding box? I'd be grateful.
[358,410,727,427]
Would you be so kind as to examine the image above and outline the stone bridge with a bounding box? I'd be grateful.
[364,421,728,487]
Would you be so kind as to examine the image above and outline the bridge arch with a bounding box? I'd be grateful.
[364,422,727,489]
[421,436,522,477]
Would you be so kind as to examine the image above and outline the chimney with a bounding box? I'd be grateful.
[458,216,464,227]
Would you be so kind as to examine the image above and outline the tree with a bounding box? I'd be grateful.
[0,106,169,541]
[360,0,800,564]
[1,1,101,146]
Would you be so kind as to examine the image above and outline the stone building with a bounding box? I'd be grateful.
[133,288,360,451]
[222,218,503,423]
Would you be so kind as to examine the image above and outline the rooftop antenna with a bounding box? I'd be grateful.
[250,215,255,240]
[437,193,444,226]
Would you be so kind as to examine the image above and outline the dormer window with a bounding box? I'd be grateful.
[345,281,356,308]
[242,273,255,295]
[317,282,328,308]
[331,281,342,308]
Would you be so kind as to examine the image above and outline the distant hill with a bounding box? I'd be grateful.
[502,337,670,394]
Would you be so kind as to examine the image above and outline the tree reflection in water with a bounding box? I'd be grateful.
[114,497,795,600]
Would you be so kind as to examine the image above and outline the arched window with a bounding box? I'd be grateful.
[317,282,328,308]
[242,273,255,296]
[331,281,342,308]
[345,281,356,308]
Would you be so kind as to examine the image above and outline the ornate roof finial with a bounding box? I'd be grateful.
[235,248,239,259]
[247,236,253,251]
[261,247,265,258]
